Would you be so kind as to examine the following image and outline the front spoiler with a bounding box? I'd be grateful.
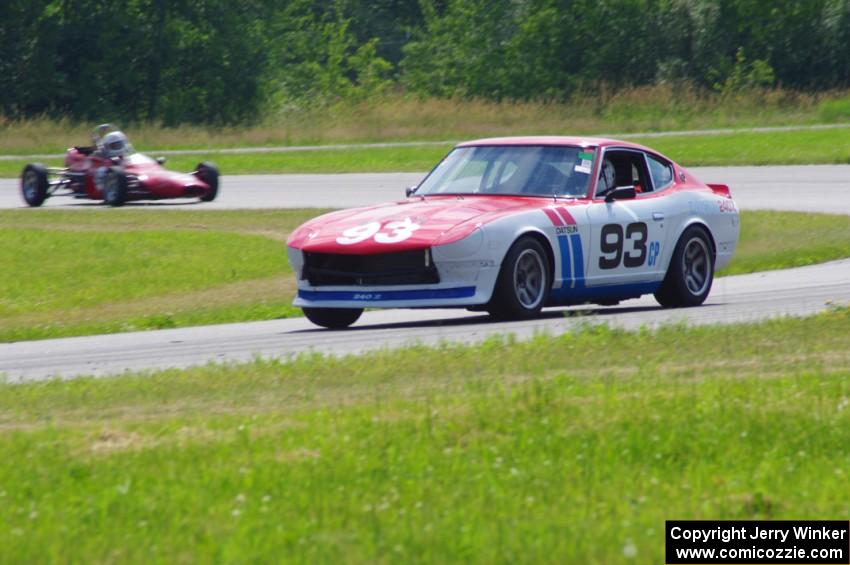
[293,285,487,309]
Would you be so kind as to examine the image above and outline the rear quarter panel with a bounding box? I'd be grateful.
[658,187,740,273]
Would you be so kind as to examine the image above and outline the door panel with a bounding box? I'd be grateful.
[585,198,667,286]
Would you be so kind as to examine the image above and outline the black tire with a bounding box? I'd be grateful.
[102,166,128,207]
[196,162,219,202]
[487,236,550,320]
[302,307,363,329]
[21,163,49,207]
[654,225,715,308]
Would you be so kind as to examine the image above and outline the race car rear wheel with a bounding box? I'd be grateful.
[488,236,550,320]
[102,167,128,207]
[196,162,219,202]
[654,225,714,308]
[302,307,363,329]
[21,163,49,207]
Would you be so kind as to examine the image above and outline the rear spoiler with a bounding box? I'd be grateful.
[707,183,732,198]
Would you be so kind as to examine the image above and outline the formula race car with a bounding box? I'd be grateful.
[287,137,740,328]
[21,124,219,207]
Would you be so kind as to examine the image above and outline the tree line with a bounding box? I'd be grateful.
[2,0,849,125]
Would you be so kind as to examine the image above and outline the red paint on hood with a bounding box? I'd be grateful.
[288,195,572,254]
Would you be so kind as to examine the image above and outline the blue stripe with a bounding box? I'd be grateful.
[557,235,572,287]
[570,233,585,288]
[299,286,476,302]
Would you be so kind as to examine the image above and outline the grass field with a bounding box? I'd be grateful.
[720,211,850,275]
[1,308,848,562]
[135,125,850,170]
[3,87,850,154]
[1,209,849,343]
[2,126,848,178]
[0,209,325,342]
[3,88,849,564]
[2,88,850,177]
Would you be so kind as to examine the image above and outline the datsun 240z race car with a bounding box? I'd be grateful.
[287,137,740,329]
[20,124,219,207]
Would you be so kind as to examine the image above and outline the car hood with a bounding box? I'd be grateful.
[288,195,544,254]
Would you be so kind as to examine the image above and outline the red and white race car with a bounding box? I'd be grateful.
[20,124,219,207]
[287,137,740,328]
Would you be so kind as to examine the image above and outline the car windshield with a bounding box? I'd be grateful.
[416,145,595,198]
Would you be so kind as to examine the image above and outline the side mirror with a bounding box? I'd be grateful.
[604,186,636,202]
[156,156,167,165]
[405,186,417,197]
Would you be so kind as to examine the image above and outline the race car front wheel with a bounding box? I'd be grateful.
[196,162,219,202]
[302,307,363,329]
[21,163,49,207]
[102,167,128,207]
[488,236,550,320]
[654,225,714,308]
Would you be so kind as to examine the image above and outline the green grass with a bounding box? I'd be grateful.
[152,145,453,175]
[1,209,850,343]
[172,126,850,172]
[0,229,285,316]
[1,87,850,178]
[0,146,453,178]
[1,308,849,562]
[1,87,848,155]
[720,211,850,275]
[635,127,850,167]
[2,126,848,178]
[0,209,326,342]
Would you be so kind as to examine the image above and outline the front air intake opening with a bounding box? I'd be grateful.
[302,249,439,286]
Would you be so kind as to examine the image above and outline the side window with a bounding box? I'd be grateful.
[647,154,673,191]
[596,150,652,196]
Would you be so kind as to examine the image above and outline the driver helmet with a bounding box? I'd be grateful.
[101,131,130,158]
[598,158,616,194]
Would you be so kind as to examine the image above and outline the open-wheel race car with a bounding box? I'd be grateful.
[287,136,741,329]
[20,124,219,207]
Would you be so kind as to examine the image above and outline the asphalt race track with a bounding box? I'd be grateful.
[1,164,849,382]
